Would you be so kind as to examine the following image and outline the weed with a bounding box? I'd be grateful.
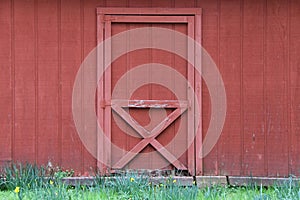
[1,163,45,190]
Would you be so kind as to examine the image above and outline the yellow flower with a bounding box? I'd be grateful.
[50,180,54,185]
[14,186,20,193]
[130,177,134,182]
[173,179,177,183]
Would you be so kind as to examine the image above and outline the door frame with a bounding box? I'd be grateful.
[96,7,202,175]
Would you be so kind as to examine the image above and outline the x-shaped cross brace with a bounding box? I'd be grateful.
[111,99,188,170]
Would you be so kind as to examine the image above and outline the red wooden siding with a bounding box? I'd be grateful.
[0,0,12,166]
[242,0,265,176]
[0,0,300,177]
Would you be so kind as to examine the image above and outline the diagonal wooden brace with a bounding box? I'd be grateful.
[111,102,188,169]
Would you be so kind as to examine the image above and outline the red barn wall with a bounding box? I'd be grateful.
[0,0,300,176]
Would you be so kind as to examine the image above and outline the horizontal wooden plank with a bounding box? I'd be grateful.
[111,100,189,108]
[228,176,300,186]
[196,176,228,186]
[97,7,202,15]
[107,15,190,23]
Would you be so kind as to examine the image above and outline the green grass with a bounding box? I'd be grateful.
[1,185,299,200]
[1,163,300,200]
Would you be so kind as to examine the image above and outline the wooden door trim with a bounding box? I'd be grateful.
[104,15,191,23]
[187,16,196,175]
[96,14,113,173]
[97,7,202,15]
[195,14,202,176]
[96,13,105,172]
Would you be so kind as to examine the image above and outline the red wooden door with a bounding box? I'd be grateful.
[97,8,202,175]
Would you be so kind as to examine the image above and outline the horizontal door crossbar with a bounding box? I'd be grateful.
[111,99,189,108]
